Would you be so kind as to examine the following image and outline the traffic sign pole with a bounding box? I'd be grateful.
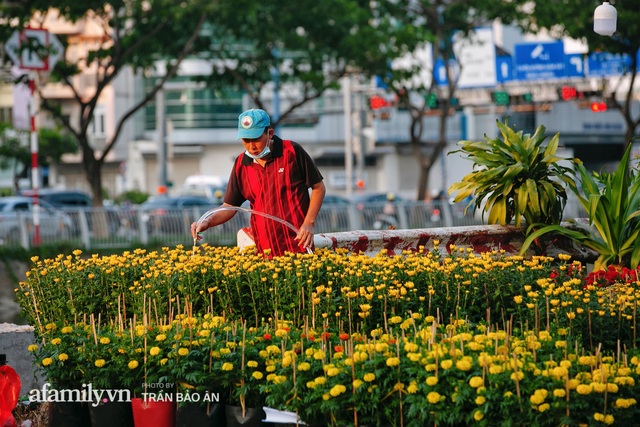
[29,72,40,245]
[5,28,64,247]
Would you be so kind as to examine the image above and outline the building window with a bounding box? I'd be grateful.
[144,78,243,130]
[91,105,106,137]
[0,107,12,124]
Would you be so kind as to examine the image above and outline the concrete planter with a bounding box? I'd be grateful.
[240,221,599,262]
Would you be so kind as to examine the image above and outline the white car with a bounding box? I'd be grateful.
[0,196,73,245]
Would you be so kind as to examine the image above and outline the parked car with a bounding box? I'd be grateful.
[179,175,228,204]
[140,195,218,234]
[323,194,351,205]
[19,189,121,235]
[0,196,73,244]
[21,188,92,207]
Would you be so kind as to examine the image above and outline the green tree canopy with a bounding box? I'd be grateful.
[198,0,419,126]
[1,0,213,205]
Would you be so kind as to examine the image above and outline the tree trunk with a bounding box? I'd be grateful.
[411,107,451,202]
[81,138,109,238]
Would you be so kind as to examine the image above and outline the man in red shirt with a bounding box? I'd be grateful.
[191,109,326,256]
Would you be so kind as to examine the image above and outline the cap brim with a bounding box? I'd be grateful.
[236,128,265,140]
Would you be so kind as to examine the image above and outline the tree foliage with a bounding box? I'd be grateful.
[198,0,418,126]
[1,0,213,204]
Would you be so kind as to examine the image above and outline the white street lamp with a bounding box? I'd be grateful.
[594,1,617,36]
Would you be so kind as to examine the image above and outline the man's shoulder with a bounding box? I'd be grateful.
[284,139,309,153]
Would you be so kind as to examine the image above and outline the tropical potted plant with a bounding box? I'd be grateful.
[521,143,640,270]
[449,119,577,229]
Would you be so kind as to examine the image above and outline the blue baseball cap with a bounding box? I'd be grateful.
[237,109,271,140]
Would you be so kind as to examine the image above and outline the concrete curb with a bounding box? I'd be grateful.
[239,222,599,262]
[0,323,40,397]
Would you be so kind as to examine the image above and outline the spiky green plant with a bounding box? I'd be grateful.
[521,144,640,270]
[449,119,577,227]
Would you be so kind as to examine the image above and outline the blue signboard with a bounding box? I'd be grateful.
[514,41,565,81]
[587,52,632,77]
[496,55,514,83]
[434,58,448,86]
[564,53,585,78]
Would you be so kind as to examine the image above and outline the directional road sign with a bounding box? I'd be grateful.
[4,28,64,71]
[564,54,585,78]
[514,41,565,81]
[587,52,632,77]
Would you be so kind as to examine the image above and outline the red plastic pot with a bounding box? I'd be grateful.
[131,397,176,427]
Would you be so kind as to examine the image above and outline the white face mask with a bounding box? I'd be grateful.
[244,145,271,160]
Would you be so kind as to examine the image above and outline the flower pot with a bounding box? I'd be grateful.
[48,401,91,427]
[225,405,264,427]
[89,401,134,427]
[131,397,176,427]
[175,402,225,427]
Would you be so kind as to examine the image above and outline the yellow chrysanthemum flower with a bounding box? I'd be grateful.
[469,376,483,388]
[427,391,441,404]
[386,357,400,367]
[297,362,310,371]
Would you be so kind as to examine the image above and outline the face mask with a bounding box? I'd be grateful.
[244,141,271,160]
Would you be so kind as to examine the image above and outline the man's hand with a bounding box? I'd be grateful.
[295,223,314,250]
[190,220,207,241]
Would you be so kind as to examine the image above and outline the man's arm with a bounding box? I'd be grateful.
[295,180,326,249]
[190,202,238,240]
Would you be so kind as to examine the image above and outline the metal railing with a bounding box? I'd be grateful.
[1,199,586,250]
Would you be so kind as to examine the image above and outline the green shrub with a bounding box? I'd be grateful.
[449,119,576,227]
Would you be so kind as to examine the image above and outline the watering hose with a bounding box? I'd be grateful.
[193,206,313,254]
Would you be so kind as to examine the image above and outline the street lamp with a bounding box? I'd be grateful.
[594,1,617,36]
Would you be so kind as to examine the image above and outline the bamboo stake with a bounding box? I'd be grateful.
[512,353,523,413]
[241,320,247,418]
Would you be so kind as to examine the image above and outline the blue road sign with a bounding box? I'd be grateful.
[434,58,449,86]
[496,55,514,83]
[514,41,565,81]
[564,54,585,78]
[587,52,632,77]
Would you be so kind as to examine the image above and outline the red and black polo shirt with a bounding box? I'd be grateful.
[224,136,324,256]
